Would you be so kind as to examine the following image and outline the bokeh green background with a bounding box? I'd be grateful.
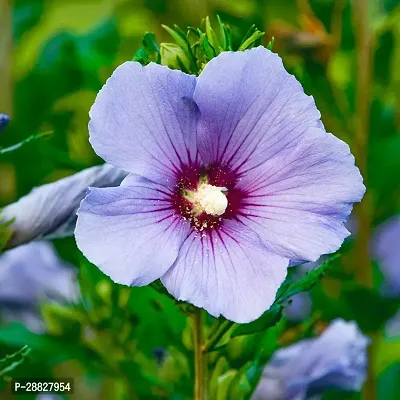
[1,0,400,399]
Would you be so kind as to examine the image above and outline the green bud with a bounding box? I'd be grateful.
[159,347,190,383]
[160,43,190,71]
[216,370,237,400]
[96,280,112,301]
[228,364,252,400]
[238,25,265,51]
[41,303,81,336]
[182,319,193,350]
[225,332,264,368]
[209,356,229,398]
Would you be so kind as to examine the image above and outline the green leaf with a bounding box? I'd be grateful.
[205,17,221,55]
[0,346,31,377]
[231,304,283,338]
[0,323,101,366]
[242,326,282,400]
[79,260,186,354]
[143,31,160,54]
[225,331,266,368]
[199,34,216,59]
[0,130,52,155]
[224,24,233,51]
[133,32,161,64]
[162,25,188,52]
[209,356,229,398]
[239,25,257,47]
[162,24,198,73]
[41,303,82,336]
[378,362,400,400]
[267,37,275,50]
[341,284,399,332]
[322,390,361,400]
[216,15,227,49]
[216,370,237,400]
[228,362,252,399]
[160,42,190,71]
[238,26,265,51]
[277,255,339,301]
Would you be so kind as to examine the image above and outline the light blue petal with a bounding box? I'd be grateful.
[161,220,288,323]
[236,128,365,264]
[0,241,77,306]
[75,174,191,286]
[2,164,127,248]
[194,47,365,265]
[194,46,322,173]
[252,319,369,400]
[283,293,312,322]
[89,62,199,185]
[372,215,400,297]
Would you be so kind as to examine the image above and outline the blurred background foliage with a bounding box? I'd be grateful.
[1,0,400,399]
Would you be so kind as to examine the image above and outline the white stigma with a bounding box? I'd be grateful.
[194,184,228,216]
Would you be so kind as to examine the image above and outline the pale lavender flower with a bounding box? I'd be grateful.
[75,47,365,322]
[283,293,312,322]
[252,319,369,400]
[2,164,127,248]
[372,215,400,297]
[0,241,77,331]
[283,262,320,322]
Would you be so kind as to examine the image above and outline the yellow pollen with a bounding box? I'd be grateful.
[188,183,228,216]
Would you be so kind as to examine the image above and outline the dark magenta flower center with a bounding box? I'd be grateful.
[172,163,245,232]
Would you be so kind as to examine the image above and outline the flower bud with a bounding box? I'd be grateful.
[160,43,190,71]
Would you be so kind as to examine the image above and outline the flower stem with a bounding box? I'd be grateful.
[351,0,376,399]
[193,308,206,400]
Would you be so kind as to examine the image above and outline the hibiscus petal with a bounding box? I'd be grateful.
[89,62,199,185]
[194,46,321,173]
[252,319,368,400]
[161,220,288,323]
[75,175,191,286]
[2,164,127,248]
[194,46,364,264]
[0,241,77,306]
[372,215,400,296]
[237,128,365,263]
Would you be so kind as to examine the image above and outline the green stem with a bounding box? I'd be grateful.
[193,309,206,400]
[0,0,13,115]
[202,319,234,353]
[351,0,376,399]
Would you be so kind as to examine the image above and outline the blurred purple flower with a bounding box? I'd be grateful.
[372,215,400,297]
[385,309,400,338]
[283,292,312,322]
[0,241,78,331]
[0,113,10,134]
[252,319,369,400]
[2,164,127,248]
[153,347,168,365]
[75,47,365,323]
[283,261,321,322]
